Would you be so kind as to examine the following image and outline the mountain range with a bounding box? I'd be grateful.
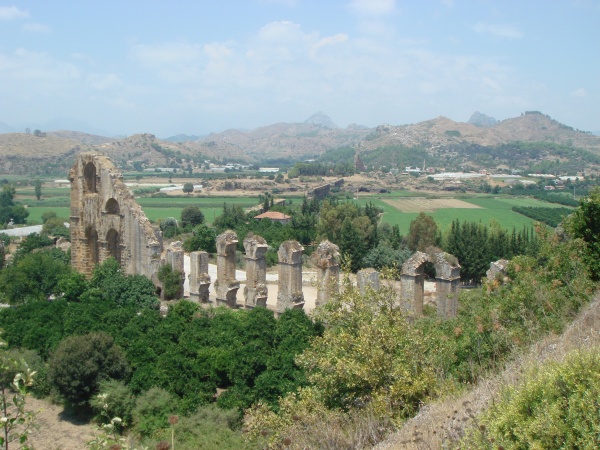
[0,111,599,176]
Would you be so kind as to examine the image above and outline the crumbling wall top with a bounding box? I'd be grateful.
[314,240,340,269]
[278,240,304,264]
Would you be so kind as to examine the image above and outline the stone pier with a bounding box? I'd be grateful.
[357,268,380,296]
[401,251,461,317]
[314,240,340,307]
[214,231,240,308]
[243,234,268,308]
[433,253,461,318]
[189,251,211,302]
[276,240,304,314]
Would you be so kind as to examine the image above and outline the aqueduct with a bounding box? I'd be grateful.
[70,153,461,316]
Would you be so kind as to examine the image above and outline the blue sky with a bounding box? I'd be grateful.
[0,0,598,137]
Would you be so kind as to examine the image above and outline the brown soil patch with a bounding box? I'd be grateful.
[26,396,95,450]
[382,198,482,213]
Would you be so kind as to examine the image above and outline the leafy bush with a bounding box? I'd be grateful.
[183,224,217,253]
[144,404,248,450]
[0,249,70,304]
[159,217,179,239]
[460,349,600,449]
[48,332,130,406]
[157,264,183,300]
[181,205,204,229]
[133,387,178,437]
[90,379,136,428]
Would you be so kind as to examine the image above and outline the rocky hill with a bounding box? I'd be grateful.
[1,111,599,176]
[359,112,600,153]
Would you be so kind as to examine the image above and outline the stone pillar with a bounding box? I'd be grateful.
[189,251,211,303]
[162,241,185,300]
[243,235,268,308]
[435,274,461,318]
[357,268,380,296]
[315,240,340,307]
[432,252,461,318]
[214,231,240,308]
[276,240,304,314]
[400,252,428,315]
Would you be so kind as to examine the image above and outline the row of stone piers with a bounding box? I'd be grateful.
[161,230,461,318]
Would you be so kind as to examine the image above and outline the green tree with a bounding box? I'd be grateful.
[48,332,130,406]
[180,205,204,229]
[0,250,70,304]
[406,212,438,252]
[182,182,194,195]
[33,179,42,201]
[183,224,217,253]
[564,187,600,280]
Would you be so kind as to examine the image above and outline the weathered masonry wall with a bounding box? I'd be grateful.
[69,153,163,283]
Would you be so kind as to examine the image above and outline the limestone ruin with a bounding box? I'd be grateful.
[69,153,163,283]
[276,240,305,314]
[314,240,340,308]
[70,153,463,318]
[401,251,461,317]
[243,234,269,308]
[214,230,240,308]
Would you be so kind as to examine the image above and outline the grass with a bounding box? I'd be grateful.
[356,195,572,233]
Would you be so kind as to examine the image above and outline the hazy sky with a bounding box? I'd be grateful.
[0,0,598,137]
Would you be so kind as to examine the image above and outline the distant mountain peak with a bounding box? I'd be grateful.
[468,111,498,127]
[303,111,339,129]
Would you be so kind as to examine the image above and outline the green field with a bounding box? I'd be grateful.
[23,195,299,226]
[357,195,573,234]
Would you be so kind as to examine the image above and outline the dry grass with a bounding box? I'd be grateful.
[381,198,482,213]
[374,293,600,450]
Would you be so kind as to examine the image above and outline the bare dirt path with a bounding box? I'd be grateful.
[26,396,95,450]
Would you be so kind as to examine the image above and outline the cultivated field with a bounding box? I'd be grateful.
[358,195,573,233]
[382,197,482,213]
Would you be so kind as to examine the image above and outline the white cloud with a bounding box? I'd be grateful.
[87,73,123,91]
[130,42,202,66]
[0,48,79,81]
[350,0,395,16]
[572,87,587,97]
[22,22,50,33]
[473,22,523,39]
[0,6,28,20]
[309,33,349,59]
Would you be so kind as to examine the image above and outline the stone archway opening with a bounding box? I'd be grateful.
[85,226,99,268]
[83,162,97,194]
[105,198,120,215]
[106,228,121,264]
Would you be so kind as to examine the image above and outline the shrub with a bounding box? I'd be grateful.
[181,205,204,229]
[90,379,135,428]
[48,332,130,406]
[145,404,247,450]
[157,264,183,300]
[133,387,178,437]
[459,349,600,449]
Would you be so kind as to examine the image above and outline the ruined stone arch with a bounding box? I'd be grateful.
[106,228,121,264]
[83,162,97,194]
[105,198,120,215]
[401,251,461,318]
[85,226,99,268]
[70,153,163,282]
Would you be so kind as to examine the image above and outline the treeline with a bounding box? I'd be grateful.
[512,206,572,227]
[442,221,539,284]
[287,161,354,178]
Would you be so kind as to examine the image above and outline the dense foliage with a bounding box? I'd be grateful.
[460,350,600,449]
[442,220,539,284]
[512,205,572,227]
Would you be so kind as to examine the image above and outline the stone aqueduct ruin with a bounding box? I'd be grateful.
[70,153,462,317]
